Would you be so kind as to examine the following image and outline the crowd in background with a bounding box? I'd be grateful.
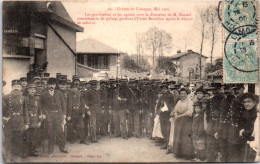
[2,72,259,162]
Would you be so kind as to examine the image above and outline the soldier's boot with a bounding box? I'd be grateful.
[29,146,39,157]
[160,143,168,150]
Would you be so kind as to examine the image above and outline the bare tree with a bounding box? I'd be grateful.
[198,8,207,80]
[143,27,172,66]
[205,5,220,65]
[136,33,144,66]
[157,30,172,57]
[143,27,160,65]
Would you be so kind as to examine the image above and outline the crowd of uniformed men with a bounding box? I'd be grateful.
[2,72,259,162]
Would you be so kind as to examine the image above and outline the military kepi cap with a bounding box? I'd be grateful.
[72,75,80,81]
[44,73,50,78]
[20,77,28,81]
[232,84,245,90]
[3,80,6,86]
[160,82,168,89]
[12,80,22,86]
[195,86,206,94]
[33,76,41,81]
[70,83,78,88]
[27,83,37,88]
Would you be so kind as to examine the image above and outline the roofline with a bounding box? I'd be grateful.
[48,13,84,32]
[171,51,208,60]
[77,52,124,55]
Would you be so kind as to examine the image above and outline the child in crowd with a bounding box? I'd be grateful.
[192,102,206,161]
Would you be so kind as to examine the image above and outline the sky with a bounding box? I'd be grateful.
[63,1,222,61]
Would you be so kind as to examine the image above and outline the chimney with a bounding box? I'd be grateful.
[187,49,192,52]
[177,50,181,53]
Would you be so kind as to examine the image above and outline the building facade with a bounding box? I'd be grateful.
[3,1,83,92]
[76,38,124,79]
[171,50,208,82]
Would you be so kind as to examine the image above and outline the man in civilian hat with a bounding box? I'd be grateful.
[25,83,43,156]
[2,80,29,161]
[67,83,88,144]
[155,82,176,149]
[40,78,68,154]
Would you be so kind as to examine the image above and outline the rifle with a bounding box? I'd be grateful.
[63,120,67,141]
[108,115,112,138]
[89,114,93,143]
[42,121,48,153]
[126,112,129,136]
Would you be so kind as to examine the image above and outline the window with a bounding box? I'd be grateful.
[79,54,109,69]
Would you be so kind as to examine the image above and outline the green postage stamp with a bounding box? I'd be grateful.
[219,0,259,83]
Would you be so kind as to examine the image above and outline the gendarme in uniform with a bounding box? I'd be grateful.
[2,80,29,161]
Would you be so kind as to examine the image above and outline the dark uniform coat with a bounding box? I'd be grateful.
[3,92,29,131]
[99,88,109,111]
[107,85,118,110]
[67,91,85,118]
[139,86,149,111]
[26,95,42,128]
[205,94,223,136]
[83,89,100,114]
[67,90,86,142]
[129,87,141,111]
[147,86,159,113]
[217,94,235,139]
[118,84,130,110]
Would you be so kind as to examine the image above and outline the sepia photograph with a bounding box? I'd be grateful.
[1,0,259,162]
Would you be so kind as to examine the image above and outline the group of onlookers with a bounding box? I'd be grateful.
[151,82,259,162]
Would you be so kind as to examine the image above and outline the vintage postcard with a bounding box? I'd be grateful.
[2,0,259,163]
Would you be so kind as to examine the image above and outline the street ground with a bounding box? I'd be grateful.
[17,137,190,163]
